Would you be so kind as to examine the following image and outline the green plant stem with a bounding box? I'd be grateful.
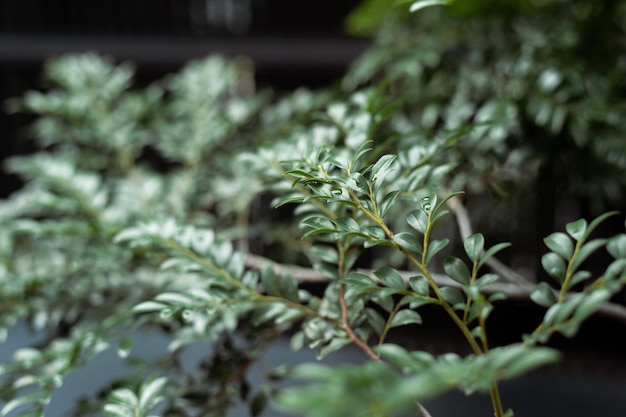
[490,384,505,417]
[559,238,583,302]
[378,303,403,346]
[462,261,480,323]
[348,189,483,352]
[402,248,505,417]
[397,247,482,351]
[421,212,433,265]
[347,191,507,417]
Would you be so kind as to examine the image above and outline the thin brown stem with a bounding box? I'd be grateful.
[244,253,626,323]
[339,282,380,361]
[336,242,380,361]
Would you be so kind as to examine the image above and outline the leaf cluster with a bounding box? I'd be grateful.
[1,4,626,416]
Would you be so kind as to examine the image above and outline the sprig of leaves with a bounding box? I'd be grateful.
[527,214,626,344]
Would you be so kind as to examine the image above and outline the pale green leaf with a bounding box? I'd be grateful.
[374,267,405,290]
[443,256,471,285]
[464,233,484,263]
[541,253,566,283]
[409,0,450,13]
[565,218,587,241]
[406,209,429,234]
[530,282,557,308]
[389,309,422,328]
[394,232,423,254]
[543,232,573,260]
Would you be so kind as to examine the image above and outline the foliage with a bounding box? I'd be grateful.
[1,1,626,417]
[346,0,626,204]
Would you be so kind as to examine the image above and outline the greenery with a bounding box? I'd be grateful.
[1,1,626,416]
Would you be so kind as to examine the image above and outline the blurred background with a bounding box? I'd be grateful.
[0,0,368,197]
[2,1,626,416]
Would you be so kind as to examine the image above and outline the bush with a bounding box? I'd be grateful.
[1,1,626,417]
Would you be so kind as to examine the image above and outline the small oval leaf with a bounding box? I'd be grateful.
[541,253,566,283]
[464,233,485,263]
[406,209,429,234]
[374,267,405,290]
[394,232,423,254]
[389,309,422,328]
[443,257,471,285]
[530,282,557,308]
[543,232,573,260]
[566,218,587,241]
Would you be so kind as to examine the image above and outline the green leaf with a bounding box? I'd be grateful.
[133,301,167,314]
[573,289,612,323]
[409,0,450,13]
[301,216,337,238]
[138,377,167,411]
[286,169,315,180]
[478,242,511,269]
[155,292,194,306]
[543,232,573,260]
[374,267,405,290]
[464,233,484,263]
[571,238,607,271]
[253,303,290,326]
[607,235,626,259]
[116,339,134,359]
[370,154,398,183]
[364,308,386,335]
[374,344,420,369]
[389,309,422,328]
[408,275,430,296]
[380,190,401,218]
[103,403,133,417]
[433,191,464,213]
[443,257,471,285]
[347,172,370,194]
[499,345,560,379]
[606,259,626,281]
[394,232,423,254]
[406,209,429,234]
[261,266,300,302]
[439,287,465,307]
[373,293,395,312]
[1,390,51,417]
[334,217,360,233]
[565,218,587,241]
[242,270,260,290]
[584,211,619,240]
[350,140,373,171]
[530,282,557,307]
[364,238,396,249]
[343,272,378,291]
[274,195,305,208]
[570,270,591,286]
[541,252,566,283]
[543,296,580,327]
[475,273,499,288]
[425,238,449,265]
[310,245,339,264]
